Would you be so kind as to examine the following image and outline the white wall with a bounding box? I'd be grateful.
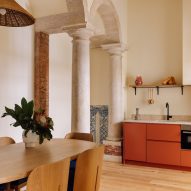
[1,0,189,142]
[90,49,110,105]
[49,33,72,138]
[0,26,34,142]
[29,0,68,18]
[90,0,191,119]
[126,0,191,118]
[183,0,191,85]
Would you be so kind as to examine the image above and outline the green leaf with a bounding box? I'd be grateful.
[14,104,22,113]
[21,97,27,107]
[5,107,16,119]
[21,97,28,113]
[1,113,8,118]
[13,121,21,127]
[27,100,34,117]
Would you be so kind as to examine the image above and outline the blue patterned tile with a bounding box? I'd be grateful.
[90,105,108,143]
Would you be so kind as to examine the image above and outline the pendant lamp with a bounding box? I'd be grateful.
[0,0,35,27]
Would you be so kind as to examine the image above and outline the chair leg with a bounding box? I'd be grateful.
[5,183,14,191]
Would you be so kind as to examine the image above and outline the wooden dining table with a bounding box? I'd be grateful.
[0,138,96,184]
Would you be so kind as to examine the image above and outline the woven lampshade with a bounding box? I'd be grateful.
[0,0,35,27]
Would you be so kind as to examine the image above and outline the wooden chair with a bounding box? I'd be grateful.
[0,137,15,146]
[1,137,27,191]
[26,158,70,191]
[65,132,94,191]
[0,137,15,190]
[65,132,93,142]
[73,145,104,191]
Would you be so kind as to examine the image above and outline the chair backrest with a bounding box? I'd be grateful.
[73,145,104,191]
[65,132,93,142]
[0,137,15,147]
[27,158,70,191]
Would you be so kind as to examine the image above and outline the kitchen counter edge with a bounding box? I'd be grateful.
[123,119,191,125]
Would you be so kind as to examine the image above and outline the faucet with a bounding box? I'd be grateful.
[166,102,172,120]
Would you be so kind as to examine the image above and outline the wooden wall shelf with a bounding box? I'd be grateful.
[129,85,184,95]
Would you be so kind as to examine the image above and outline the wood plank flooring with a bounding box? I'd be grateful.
[100,162,191,191]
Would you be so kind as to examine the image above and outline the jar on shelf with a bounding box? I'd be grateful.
[135,75,143,86]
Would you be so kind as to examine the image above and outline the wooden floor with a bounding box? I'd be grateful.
[100,162,191,191]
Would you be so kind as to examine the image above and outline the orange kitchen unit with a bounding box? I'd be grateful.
[147,124,180,166]
[123,123,146,163]
[123,122,191,168]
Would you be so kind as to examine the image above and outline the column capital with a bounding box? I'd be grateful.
[68,28,94,40]
[101,43,127,55]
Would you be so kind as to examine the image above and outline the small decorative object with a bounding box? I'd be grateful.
[135,108,140,120]
[135,75,143,86]
[148,88,154,104]
[2,97,54,147]
[162,76,176,85]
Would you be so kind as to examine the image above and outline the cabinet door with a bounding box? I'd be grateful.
[147,141,180,165]
[123,123,146,162]
[147,124,180,142]
[181,150,191,167]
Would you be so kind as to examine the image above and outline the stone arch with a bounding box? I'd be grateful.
[35,0,88,34]
[90,0,121,47]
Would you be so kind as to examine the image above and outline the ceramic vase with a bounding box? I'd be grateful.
[135,75,143,86]
[22,130,40,148]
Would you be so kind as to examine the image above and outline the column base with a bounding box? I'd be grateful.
[103,140,122,163]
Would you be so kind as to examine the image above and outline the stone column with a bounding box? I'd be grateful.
[34,32,49,115]
[102,43,127,162]
[68,28,94,133]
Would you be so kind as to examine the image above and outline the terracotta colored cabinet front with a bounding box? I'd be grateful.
[123,122,185,167]
[147,124,180,142]
[147,124,181,166]
[123,123,146,162]
[181,150,191,167]
[147,141,180,165]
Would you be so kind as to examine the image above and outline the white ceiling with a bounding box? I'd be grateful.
[28,0,68,18]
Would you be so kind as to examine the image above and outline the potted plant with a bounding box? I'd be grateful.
[1,97,54,147]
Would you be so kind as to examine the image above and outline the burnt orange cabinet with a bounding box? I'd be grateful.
[181,150,191,167]
[147,124,180,142]
[147,141,180,165]
[123,123,146,163]
[147,124,181,166]
[123,122,182,167]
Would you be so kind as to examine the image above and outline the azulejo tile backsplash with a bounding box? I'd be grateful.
[90,105,108,144]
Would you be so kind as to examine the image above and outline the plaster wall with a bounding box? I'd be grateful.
[91,0,191,119]
[0,26,34,142]
[28,0,68,18]
[49,33,72,138]
[90,49,110,105]
[183,0,191,85]
[125,0,189,118]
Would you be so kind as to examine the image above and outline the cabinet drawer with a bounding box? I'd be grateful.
[181,150,191,167]
[123,123,146,162]
[147,141,180,165]
[147,124,180,142]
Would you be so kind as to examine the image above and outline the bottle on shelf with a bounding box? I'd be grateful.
[135,108,140,120]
